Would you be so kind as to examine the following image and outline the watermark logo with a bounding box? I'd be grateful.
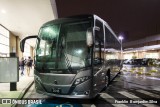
[2,99,11,104]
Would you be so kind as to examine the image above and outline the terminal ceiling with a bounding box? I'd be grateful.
[0,0,57,46]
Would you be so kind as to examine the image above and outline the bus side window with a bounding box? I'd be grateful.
[105,26,121,66]
[94,20,104,65]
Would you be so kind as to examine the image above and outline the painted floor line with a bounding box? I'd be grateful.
[136,90,160,99]
[100,93,128,107]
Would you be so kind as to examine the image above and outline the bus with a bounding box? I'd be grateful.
[20,15,122,99]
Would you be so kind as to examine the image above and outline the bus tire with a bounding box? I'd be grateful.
[107,70,111,84]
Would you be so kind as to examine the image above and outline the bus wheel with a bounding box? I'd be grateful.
[107,70,111,84]
[105,73,108,85]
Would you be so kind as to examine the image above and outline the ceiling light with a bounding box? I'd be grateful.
[1,10,6,14]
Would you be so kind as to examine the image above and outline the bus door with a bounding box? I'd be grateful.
[93,19,105,92]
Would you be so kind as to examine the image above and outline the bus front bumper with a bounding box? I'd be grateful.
[34,79,95,99]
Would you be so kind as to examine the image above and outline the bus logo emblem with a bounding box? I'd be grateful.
[54,80,57,84]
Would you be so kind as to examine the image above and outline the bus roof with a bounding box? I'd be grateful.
[42,14,95,27]
[40,14,121,44]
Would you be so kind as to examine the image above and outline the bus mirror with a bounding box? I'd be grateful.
[86,28,93,47]
[20,39,26,52]
[94,26,100,31]
[20,35,38,52]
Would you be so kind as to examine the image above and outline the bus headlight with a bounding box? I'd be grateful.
[73,76,90,85]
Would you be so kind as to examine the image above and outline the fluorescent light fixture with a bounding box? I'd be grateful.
[124,44,160,52]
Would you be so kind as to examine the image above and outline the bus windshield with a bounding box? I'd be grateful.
[36,21,91,74]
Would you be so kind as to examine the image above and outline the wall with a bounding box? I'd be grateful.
[30,46,34,59]
[10,32,34,60]
[17,37,23,59]
[10,33,16,53]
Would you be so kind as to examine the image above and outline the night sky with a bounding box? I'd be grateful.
[56,0,160,42]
